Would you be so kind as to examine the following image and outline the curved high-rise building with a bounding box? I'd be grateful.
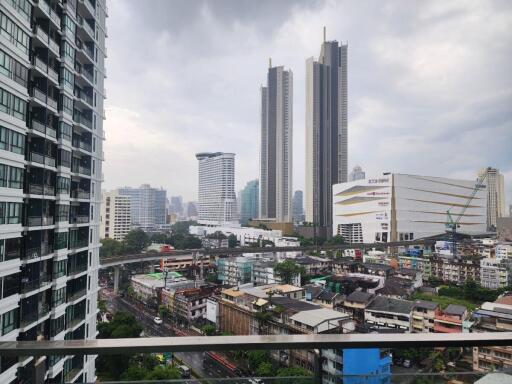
[0,0,107,382]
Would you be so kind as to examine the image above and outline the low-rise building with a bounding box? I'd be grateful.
[496,244,512,259]
[480,258,511,289]
[130,273,166,303]
[217,256,255,286]
[294,256,331,276]
[397,254,432,278]
[252,259,301,286]
[375,277,415,300]
[472,301,512,372]
[364,296,414,331]
[430,256,481,285]
[412,300,438,333]
[342,291,375,322]
[160,254,212,272]
[174,286,216,324]
[434,304,468,333]
[395,268,423,289]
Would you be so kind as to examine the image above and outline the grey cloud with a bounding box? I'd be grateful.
[103,0,512,206]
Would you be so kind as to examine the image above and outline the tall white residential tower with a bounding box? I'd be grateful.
[259,62,293,223]
[0,0,107,382]
[100,190,131,241]
[196,152,238,226]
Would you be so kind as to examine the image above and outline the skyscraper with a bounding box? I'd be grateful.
[349,165,365,181]
[240,179,259,225]
[169,196,184,217]
[196,152,238,225]
[0,0,107,381]
[259,61,293,223]
[118,184,167,231]
[292,190,304,223]
[305,28,348,234]
[478,167,506,229]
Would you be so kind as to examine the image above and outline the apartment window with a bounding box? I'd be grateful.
[56,176,70,195]
[56,204,70,222]
[1,308,18,335]
[13,61,28,87]
[58,149,71,168]
[0,88,10,114]
[0,50,11,78]
[12,0,31,21]
[59,121,72,141]
[0,164,8,187]
[50,315,66,337]
[7,202,21,224]
[61,94,73,116]
[54,231,68,250]
[52,287,66,307]
[0,202,4,224]
[63,41,75,63]
[9,167,23,189]
[0,127,7,150]
[62,67,74,92]
[63,15,75,36]
[9,130,24,155]
[53,260,67,278]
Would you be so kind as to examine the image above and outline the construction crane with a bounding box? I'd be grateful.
[445,172,488,259]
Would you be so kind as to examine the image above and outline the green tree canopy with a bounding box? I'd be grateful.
[274,260,305,284]
[228,234,238,248]
[124,229,151,253]
[247,350,270,372]
[201,324,216,336]
[255,361,273,376]
[100,238,125,257]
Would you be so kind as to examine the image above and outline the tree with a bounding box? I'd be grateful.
[274,260,305,284]
[201,324,216,336]
[206,272,218,283]
[326,234,345,245]
[144,365,181,380]
[172,220,198,236]
[276,367,311,384]
[247,350,270,372]
[98,299,107,313]
[256,361,273,376]
[100,238,124,257]
[123,229,151,253]
[228,234,237,248]
[158,305,169,319]
[96,312,143,380]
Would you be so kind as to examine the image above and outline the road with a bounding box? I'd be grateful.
[102,288,240,381]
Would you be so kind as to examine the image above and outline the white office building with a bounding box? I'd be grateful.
[0,0,107,382]
[333,173,488,242]
[100,190,131,240]
[118,184,167,231]
[259,63,293,223]
[196,152,238,225]
[478,167,506,230]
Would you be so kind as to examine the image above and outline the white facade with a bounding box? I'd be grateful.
[259,65,293,222]
[205,297,219,324]
[480,258,510,289]
[478,167,506,229]
[100,190,131,240]
[0,0,106,382]
[496,244,512,260]
[196,152,238,225]
[333,173,488,242]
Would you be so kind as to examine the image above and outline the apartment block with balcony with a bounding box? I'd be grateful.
[364,296,414,332]
[99,189,131,240]
[412,300,438,333]
[472,300,512,372]
[0,0,106,382]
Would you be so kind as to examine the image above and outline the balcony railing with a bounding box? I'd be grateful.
[68,263,87,276]
[48,67,59,83]
[31,119,46,134]
[35,27,49,44]
[70,239,89,250]
[67,288,86,302]
[27,216,54,227]
[70,215,89,224]
[71,190,91,199]
[32,88,46,103]
[20,276,51,294]
[34,57,48,73]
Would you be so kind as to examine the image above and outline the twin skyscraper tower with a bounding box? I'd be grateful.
[259,29,348,235]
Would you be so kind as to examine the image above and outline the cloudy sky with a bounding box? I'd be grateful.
[103,0,512,206]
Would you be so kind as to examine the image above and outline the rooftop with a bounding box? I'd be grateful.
[290,308,350,328]
[366,296,414,314]
[444,304,467,316]
[414,300,438,311]
[346,291,374,304]
[271,296,319,312]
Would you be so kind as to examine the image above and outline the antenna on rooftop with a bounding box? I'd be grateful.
[269,57,272,68]
[323,26,326,42]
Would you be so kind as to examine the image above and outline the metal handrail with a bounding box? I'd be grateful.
[0,333,511,357]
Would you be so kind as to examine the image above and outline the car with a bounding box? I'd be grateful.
[178,365,190,378]
[153,316,163,325]
[394,357,404,366]
[403,359,412,368]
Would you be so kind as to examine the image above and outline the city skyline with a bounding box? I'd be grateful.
[102,0,512,206]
